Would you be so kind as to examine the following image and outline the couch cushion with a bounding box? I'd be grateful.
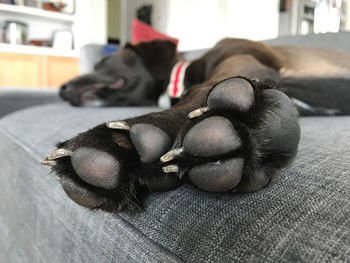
[0,103,349,262]
[0,87,60,118]
[265,31,350,53]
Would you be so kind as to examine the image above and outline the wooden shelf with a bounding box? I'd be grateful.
[0,3,75,23]
[0,43,79,57]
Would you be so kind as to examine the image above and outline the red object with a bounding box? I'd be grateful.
[132,19,179,45]
[172,62,186,97]
[167,61,190,98]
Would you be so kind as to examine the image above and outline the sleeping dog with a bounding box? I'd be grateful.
[43,38,350,212]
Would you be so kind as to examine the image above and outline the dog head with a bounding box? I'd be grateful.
[59,39,177,106]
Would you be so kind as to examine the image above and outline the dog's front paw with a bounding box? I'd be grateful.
[42,119,181,212]
[161,77,300,193]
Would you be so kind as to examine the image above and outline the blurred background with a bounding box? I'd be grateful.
[0,0,349,88]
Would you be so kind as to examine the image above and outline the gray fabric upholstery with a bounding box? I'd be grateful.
[0,87,60,118]
[2,32,350,262]
[1,103,349,262]
[265,31,350,53]
[180,32,350,60]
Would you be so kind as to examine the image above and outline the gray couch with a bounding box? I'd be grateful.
[1,33,350,263]
[0,87,60,118]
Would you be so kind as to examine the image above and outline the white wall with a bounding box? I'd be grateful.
[164,0,280,51]
[73,0,107,49]
[164,0,226,51]
[121,0,279,51]
[345,0,350,31]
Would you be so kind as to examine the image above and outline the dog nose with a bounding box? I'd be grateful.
[59,83,81,106]
[59,83,71,100]
[60,83,68,91]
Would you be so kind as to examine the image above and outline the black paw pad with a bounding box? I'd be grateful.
[183,116,241,157]
[130,124,171,163]
[261,90,300,153]
[189,158,244,192]
[207,77,254,112]
[237,169,269,192]
[61,177,104,208]
[71,147,120,190]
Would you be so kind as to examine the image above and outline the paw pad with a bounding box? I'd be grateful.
[260,89,300,153]
[130,124,171,163]
[71,147,120,189]
[237,169,270,192]
[207,77,254,112]
[183,116,241,157]
[189,158,244,192]
[61,177,104,208]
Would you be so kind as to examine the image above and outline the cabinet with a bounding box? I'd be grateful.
[0,2,79,87]
[0,0,107,88]
[0,50,79,87]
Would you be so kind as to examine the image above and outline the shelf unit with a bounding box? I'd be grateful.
[0,42,79,57]
[0,3,75,23]
[0,3,77,57]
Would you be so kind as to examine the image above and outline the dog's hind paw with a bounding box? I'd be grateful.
[160,77,300,193]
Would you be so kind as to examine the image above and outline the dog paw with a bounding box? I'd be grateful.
[42,116,183,212]
[42,77,300,212]
[160,77,300,193]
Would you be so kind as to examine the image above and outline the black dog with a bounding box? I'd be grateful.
[43,38,350,212]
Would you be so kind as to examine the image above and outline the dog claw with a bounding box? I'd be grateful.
[162,164,179,174]
[40,158,57,166]
[160,147,185,163]
[188,106,210,119]
[47,148,73,160]
[106,121,130,130]
[41,148,72,166]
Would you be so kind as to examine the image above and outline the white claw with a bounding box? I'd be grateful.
[47,148,73,160]
[162,164,179,174]
[106,121,130,130]
[40,158,57,166]
[160,147,185,163]
[188,106,209,119]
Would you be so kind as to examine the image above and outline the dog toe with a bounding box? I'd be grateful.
[189,158,244,192]
[183,116,241,157]
[130,123,172,163]
[61,177,105,208]
[260,89,300,154]
[207,77,254,112]
[71,147,120,190]
[237,169,270,192]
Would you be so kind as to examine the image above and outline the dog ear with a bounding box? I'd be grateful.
[125,40,177,80]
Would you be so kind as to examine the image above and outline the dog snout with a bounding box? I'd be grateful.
[60,83,68,92]
[59,83,72,100]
